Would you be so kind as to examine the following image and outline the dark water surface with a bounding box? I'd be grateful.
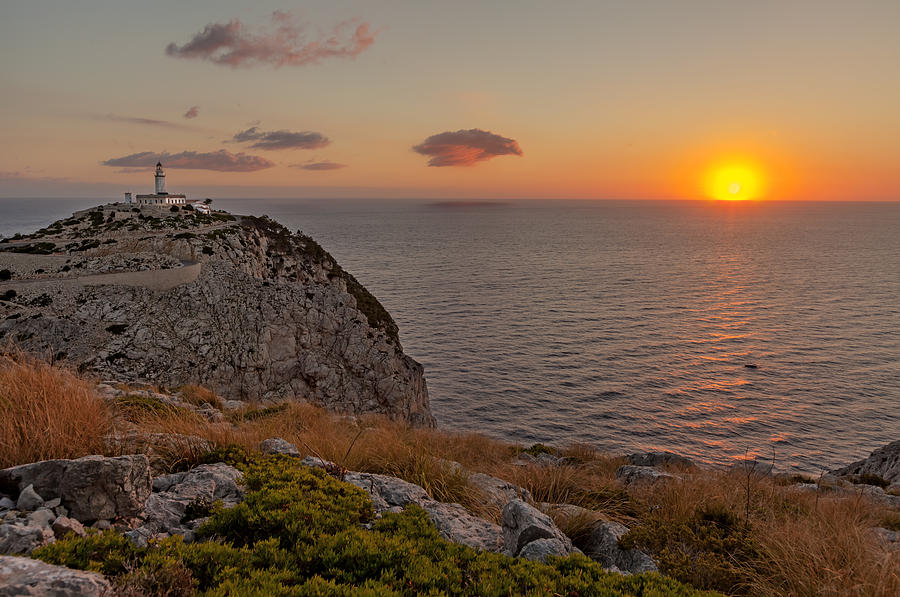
[3,198,898,472]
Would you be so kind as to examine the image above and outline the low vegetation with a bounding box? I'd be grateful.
[1,353,898,595]
[34,455,715,596]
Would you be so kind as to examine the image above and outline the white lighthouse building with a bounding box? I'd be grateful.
[130,162,187,206]
[154,162,166,194]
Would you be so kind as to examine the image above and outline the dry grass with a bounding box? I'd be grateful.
[748,498,900,597]
[178,384,224,410]
[0,349,113,468]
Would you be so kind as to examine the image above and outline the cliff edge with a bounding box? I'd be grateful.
[0,203,434,427]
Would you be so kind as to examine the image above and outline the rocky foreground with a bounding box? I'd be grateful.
[0,203,433,426]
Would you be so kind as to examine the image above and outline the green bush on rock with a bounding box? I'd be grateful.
[34,455,719,596]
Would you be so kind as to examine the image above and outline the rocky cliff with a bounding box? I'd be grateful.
[0,203,434,426]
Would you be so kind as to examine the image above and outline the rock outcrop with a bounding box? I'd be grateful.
[0,455,151,522]
[0,204,433,426]
[0,555,111,596]
[831,440,900,485]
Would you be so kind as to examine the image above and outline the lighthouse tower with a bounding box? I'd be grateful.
[154,162,167,194]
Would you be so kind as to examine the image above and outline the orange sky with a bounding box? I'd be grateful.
[1,1,899,201]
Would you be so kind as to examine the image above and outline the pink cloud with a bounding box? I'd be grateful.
[165,11,376,68]
[412,129,523,167]
[184,106,200,119]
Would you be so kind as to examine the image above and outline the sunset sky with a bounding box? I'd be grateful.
[2,0,899,201]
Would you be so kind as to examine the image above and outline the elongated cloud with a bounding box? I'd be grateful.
[93,114,196,131]
[412,129,523,167]
[291,161,347,171]
[165,11,376,68]
[183,106,199,119]
[102,150,274,172]
[233,127,330,150]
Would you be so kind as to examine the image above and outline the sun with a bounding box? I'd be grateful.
[705,163,765,201]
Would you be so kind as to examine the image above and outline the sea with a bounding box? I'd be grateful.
[2,197,898,473]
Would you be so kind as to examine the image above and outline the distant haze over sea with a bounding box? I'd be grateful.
[2,198,898,473]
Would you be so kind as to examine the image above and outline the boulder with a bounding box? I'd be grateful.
[0,499,14,511]
[259,438,301,458]
[139,463,243,540]
[15,486,42,512]
[518,537,572,563]
[582,521,657,574]
[625,452,694,469]
[51,516,86,539]
[0,455,151,522]
[343,472,430,513]
[615,465,677,487]
[831,440,900,484]
[501,499,574,557]
[0,554,110,596]
[25,509,55,529]
[421,501,503,552]
[468,472,532,510]
[0,525,54,555]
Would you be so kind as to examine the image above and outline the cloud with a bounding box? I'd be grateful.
[93,114,197,131]
[412,129,523,167]
[165,11,376,68]
[102,150,274,172]
[291,161,347,171]
[232,127,330,150]
[184,106,200,119]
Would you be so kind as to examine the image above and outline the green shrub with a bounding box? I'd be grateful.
[35,455,718,596]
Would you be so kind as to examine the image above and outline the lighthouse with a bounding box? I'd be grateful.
[132,162,187,205]
[154,162,167,194]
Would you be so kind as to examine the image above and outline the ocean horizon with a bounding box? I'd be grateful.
[2,197,898,474]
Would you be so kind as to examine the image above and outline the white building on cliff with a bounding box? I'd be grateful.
[127,162,187,206]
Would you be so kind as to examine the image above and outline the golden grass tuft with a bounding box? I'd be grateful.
[178,384,224,410]
[0,349,113,468]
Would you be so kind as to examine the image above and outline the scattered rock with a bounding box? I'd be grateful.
[518,537,572,562]
[501,499,574,557]
[0,499,13,511]
[872,527,898,548]
[222,399,245,411]
[0,524,54,555]
[136,463,243,541]
[0,554,111,595]
[625,452,694,469]
[582,521,658,574]
[468,472,532,510]
[831,440,900,484]
[0,455,151,522]
[343,472,430,513]
[615,465,678,487]
[51,516,86,539]
[260,438,301,458]
[15,486,42,512]
[25,509,55,529]
[421,501,503,552]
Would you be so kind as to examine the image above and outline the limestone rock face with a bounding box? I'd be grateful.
[0,207,434,427]
[0,455,151,522]
[0,555,110,596]
[831,440,900,484]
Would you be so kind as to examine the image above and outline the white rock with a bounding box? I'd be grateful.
[501,499,574,557]
[0,554,110,595]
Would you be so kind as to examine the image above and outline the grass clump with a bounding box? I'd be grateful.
[620,503,758,594]
[179,384,224,410]
[35,455,715,596]
[114,394,198,423]
[0,350,113,468]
